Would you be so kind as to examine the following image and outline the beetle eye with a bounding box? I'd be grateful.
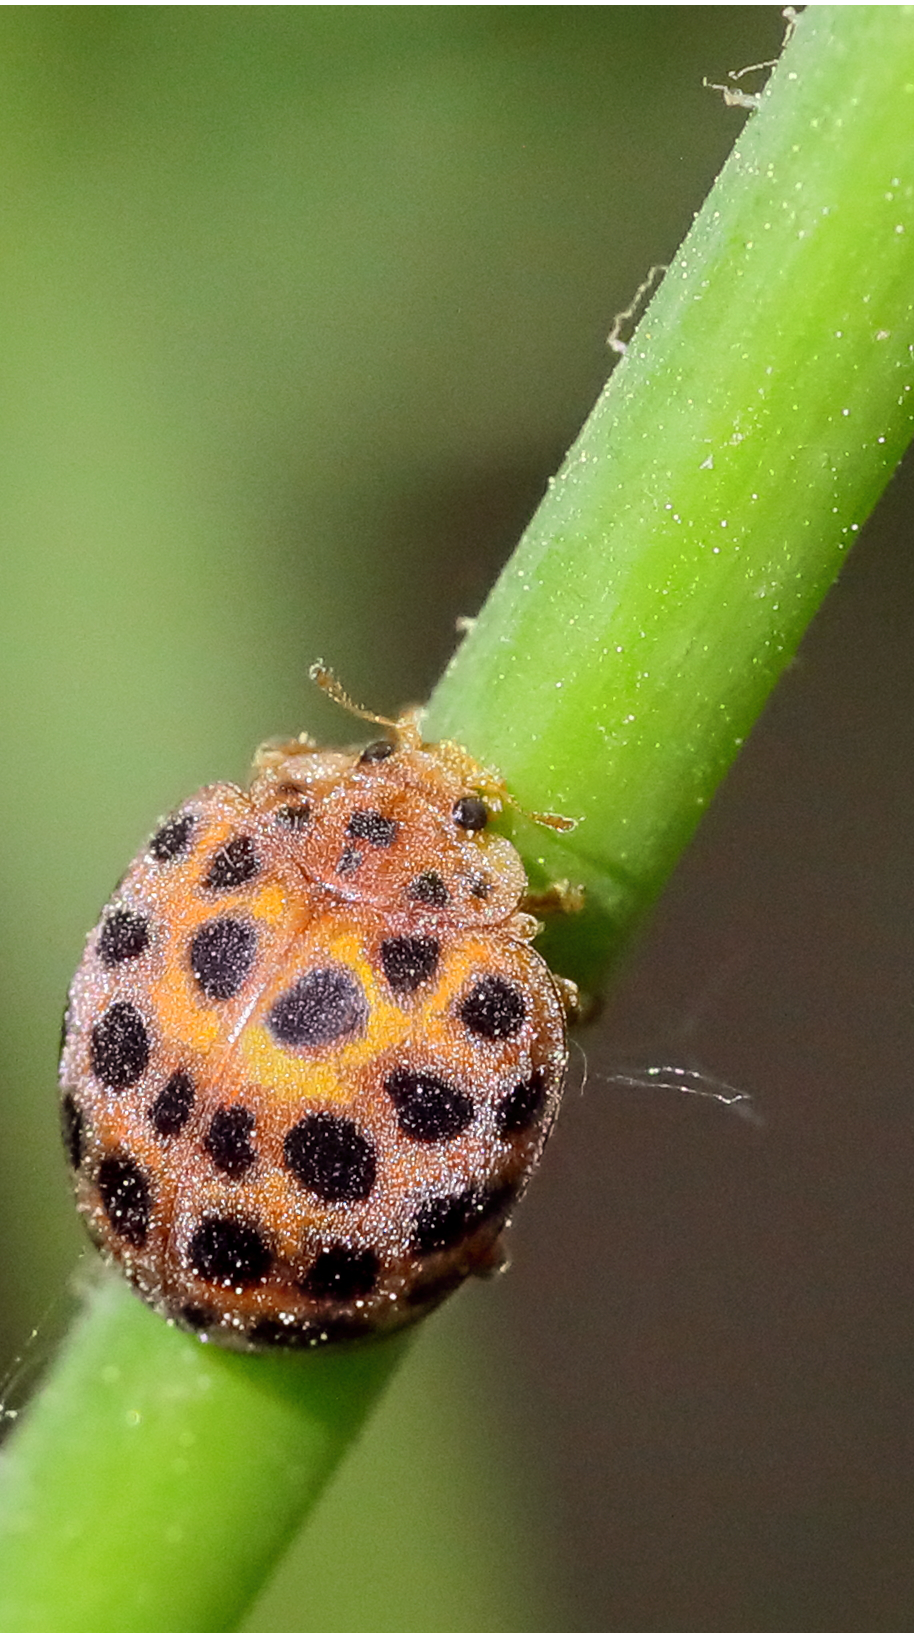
[452,795,488,832]
[359,739,394,764]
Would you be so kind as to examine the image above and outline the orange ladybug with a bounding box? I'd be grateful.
[59,670,576,1350]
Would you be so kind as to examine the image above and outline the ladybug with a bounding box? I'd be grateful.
[59,668,578,1351]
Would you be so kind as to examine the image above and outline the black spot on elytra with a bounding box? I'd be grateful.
[190,917,257,1002]
[412,1182,516,1256]
[458,975,526,1040]
[496,1068,548,1135]
[98,908,150,967]
[407,870,450,907]
[204,1105,256,1178]
[452,795,488,832]
[267,967,367,1050]
[148,1070,195,1137]
[412,1189,479,1255]
[203,835,260,891]
[275,802,311,831]
[284,1113,377,1202]
[384,1069,474,1143]
[98,1153,151,1246]
[302,1245,379,1301]
[90,1002,150,1090]
[180,1304,213,1331]
[359,739,394,764]
[347,808,399,847]
[477,1180,517,1224]
[469,875,491,900]
[61,1093,84,1169]
[188,1216,272,1285]
[380,935,440,994]
[150,812,194,863]
[335,847,363,877]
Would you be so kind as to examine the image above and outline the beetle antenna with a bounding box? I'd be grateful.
[309,663,425,748]
[309,663,399,730]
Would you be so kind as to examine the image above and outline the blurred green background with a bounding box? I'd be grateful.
[5,9,914,1631]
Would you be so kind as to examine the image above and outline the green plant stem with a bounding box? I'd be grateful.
[428,6,914,987]
[0,1276,407,1633]
[2,9,913,1632]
